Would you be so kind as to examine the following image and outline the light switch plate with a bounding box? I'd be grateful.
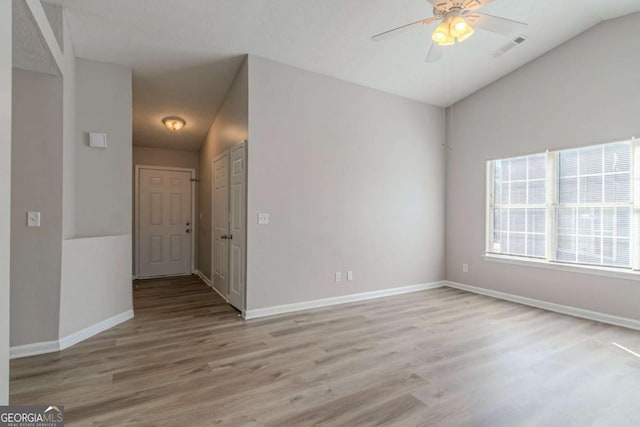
[27,211,41,227]
[347,271,353,281]
[89,132,108,148]
[335,272,342,282]
[258,213,269,224]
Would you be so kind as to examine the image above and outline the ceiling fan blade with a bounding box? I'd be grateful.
[428,0,447,8]
[464,0,494,11]
[371,17,439,41]
[429,0,492,12]
[467,12,528,36]
[425,42,443,63]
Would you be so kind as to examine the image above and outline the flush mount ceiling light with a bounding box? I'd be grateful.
[371,0,527,63]
[162,116,186,131]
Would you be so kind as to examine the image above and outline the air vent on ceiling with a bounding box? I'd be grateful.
[494,35,528,58]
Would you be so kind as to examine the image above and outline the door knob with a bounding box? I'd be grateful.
[186,221,190,226]
[186,229,191,233]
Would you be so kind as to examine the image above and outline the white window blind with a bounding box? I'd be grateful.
[556,142,632,268]
[486,139,638,271]
[490,153,547,258]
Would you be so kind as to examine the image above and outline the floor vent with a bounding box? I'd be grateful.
[494,35,528,58]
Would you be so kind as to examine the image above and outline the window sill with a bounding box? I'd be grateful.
[483,253,640,281]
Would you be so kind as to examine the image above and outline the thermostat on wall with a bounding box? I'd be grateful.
[89,132,108,148]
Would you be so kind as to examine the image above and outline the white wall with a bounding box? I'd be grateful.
[59,235,133,341]
[198,59,248,285]
[11,69,63,347]
[247,56,445,310]
[58,57,133,346]
[446,13,640,321]
[75,58,132,237]
[0,0,11,405]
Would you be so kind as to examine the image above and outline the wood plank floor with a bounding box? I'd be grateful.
[10,276,640,426]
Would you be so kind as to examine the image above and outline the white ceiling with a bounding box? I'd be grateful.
[13,0,60,75]
[46,0,640,151]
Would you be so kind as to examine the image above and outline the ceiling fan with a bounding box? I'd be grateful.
[372,0,528,62]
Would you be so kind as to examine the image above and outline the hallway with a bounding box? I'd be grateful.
[10,276,240,424]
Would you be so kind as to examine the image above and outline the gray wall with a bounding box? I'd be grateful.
[198,59,248,282]
[0,0,11,405]
[10,56,133,350]
[75,58,132,237]
[11,69,63,346]
[446,13,640,320]
[246,56,445,310]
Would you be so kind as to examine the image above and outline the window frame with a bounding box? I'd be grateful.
[485,138,640,273]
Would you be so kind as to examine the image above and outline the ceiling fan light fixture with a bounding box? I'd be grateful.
[431,8,477,46]
[162,116,186,131]
[432,21,455,46]
[450,16,470,38]
[456,23,475,42]
[450,14,475,43]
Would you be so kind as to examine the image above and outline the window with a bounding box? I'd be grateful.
[487,139,638,271]
[490,154,547,258]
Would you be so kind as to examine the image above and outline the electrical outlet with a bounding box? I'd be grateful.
[335,272,342,282]
[258,213,269,224]
[27,211,41,227]
[347,271,353,281]
[462,263,469,273]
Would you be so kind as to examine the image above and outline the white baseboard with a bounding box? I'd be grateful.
[10,309,135,359]
[244,281,445,320]
[195,270,228,302]
[445,281,640,331]
[10,340,60,359]
[195,269,212,287]
[59,309,134,350]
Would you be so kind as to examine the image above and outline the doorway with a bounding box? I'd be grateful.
[212,142,247,312]
[135,166,196,278]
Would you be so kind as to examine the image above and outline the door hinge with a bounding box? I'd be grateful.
[190,178,199,182]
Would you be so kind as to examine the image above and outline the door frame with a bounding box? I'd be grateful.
[134,165,197,279]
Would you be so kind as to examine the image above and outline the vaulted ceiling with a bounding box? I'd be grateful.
[13,0,60,76]
[46,0,640,151]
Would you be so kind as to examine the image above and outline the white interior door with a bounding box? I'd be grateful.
[138,168,192,278]
[228,143,246,311]
[213,154,229,298]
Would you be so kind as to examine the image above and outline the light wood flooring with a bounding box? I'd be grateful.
[10,275,640,426]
